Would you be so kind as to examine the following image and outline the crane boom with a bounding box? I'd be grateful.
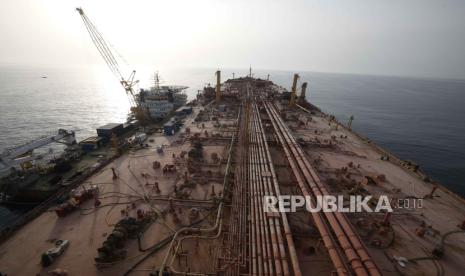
[76,7,138,108]
[0,129,76,176]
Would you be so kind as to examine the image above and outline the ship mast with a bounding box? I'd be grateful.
[153,72,161,90]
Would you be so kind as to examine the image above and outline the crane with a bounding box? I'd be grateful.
[0,129,76,177]
[76,7,147,123]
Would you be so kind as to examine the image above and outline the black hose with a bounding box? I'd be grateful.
[126,207,217,276]
[79,199,142,215]
[400,230,465,276]
[407,256,443,276]
[137,232,175,252]
[440,230,464,249]
[123,235,173,276]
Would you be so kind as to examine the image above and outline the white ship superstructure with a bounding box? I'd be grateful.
[139,73,188,119]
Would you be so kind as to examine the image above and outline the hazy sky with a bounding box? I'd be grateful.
[1,0,465,79]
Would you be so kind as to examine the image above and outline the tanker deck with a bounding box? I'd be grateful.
[0,74,464,276]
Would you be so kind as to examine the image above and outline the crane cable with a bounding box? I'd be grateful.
[76,7,138,108]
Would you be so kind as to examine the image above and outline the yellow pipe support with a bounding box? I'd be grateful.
[216,70,221,104]
[300,82,308,100]
[289,73,299,106]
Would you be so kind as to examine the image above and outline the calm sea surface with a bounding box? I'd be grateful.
[1,65,465,229]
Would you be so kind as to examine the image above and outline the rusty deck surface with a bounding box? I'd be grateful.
[0,76,464,276]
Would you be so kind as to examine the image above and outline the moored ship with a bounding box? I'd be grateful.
[139,73,188,119]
